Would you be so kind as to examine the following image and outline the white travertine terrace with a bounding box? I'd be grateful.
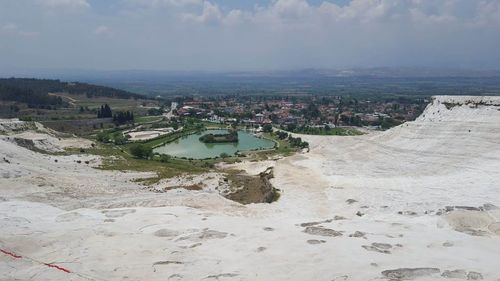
[1,96,500,280]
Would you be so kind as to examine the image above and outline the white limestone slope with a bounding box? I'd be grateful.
[1,96,500,281]
[295,96,500,211]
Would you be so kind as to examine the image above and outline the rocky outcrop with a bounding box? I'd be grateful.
[223,167,279,204]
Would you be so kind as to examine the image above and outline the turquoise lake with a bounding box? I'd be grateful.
[153,129,275,159]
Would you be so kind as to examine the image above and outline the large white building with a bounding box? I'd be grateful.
[171,102,178,110]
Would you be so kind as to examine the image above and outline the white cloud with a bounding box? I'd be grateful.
[126,0,202,8]
[37,0,90,10]
[1,23,39,37]
[94,25,112,36]
[475,0,500,25]
[224,9,245,25]
[182,1,222,24]
[271,0,312,20]
[181,1,248,26]
[2,23,18,32]
[122,0,500,28]
[187,0,500,27]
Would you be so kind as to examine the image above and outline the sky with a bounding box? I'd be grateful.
[1,0,500,72]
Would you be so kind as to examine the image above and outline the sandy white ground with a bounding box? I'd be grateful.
[0,118,93,152]
[126,128,175,141]
[1,96,500,281]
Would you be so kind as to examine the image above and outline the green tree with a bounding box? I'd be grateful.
[97,104,113,118]
[129,144,152,159]
[113,132,127,145]
[262,124,273,133]
[96,132,109,143]
[159,154,171,163]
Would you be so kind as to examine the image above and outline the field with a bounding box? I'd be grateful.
[2,92,157,122]
[283,126,363,136]
[86,143,209,184]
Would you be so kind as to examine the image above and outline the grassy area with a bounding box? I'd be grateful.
[285,127,363,136]
[18,93,157,122]
[135,115,164,124]
[63,93,153,109]
[86,143,209,184]
[262,132,295,156]
[201,121,230,129]
[139,128,200,148]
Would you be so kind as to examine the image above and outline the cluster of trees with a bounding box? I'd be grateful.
[0,83,64,108]
[339,115,363,127]
[113,111,134,124]
[281,122,360,135]
[96,104,134,124]
[275,131,289,140]
[68,82,144,99]
[0,78,145,108]
[97,104,113,118]
[379,117,402,130]
[96,131,129,145]
[262,124,273,133]
[274,130,309,149]
[288,135,309,149]
[302,103,321,120]
[147,108,163,116]
[199,129,238,143]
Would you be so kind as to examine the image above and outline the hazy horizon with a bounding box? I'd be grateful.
[2,0,500,72]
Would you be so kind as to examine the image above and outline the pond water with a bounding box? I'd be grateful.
[153,129,275,159]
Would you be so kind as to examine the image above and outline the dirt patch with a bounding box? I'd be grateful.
[307,239,326,245]
[202,273,239,280]
[176,229,228,242]
[362,243,393,254]
[165,184,203,191]
[102,209,136,218]
[444,209,496,237]
[13,137,49,154]
[381,268,440,280]
[299,219,333,227]
[256,246,267,252]
[349,231,366,238]
[441,269,467,279]
[466,271,484,280]
[154,229,181,238]
[303,226,343,237]
[223,167,279,204]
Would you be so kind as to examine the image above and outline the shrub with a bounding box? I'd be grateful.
[159,154,171,163]
[129,144,152,159]
[262,124,273,133]
[113,132,127,145]
[96,132,109,143]
[19,116,33,121]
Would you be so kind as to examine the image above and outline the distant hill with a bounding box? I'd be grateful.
[0,78,146,107]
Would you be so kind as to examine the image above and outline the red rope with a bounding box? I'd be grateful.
[44,263,72,273]
[2,248,71,274]
[0,249,22,259]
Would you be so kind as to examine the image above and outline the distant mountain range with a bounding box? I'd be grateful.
[2,67,500,81]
